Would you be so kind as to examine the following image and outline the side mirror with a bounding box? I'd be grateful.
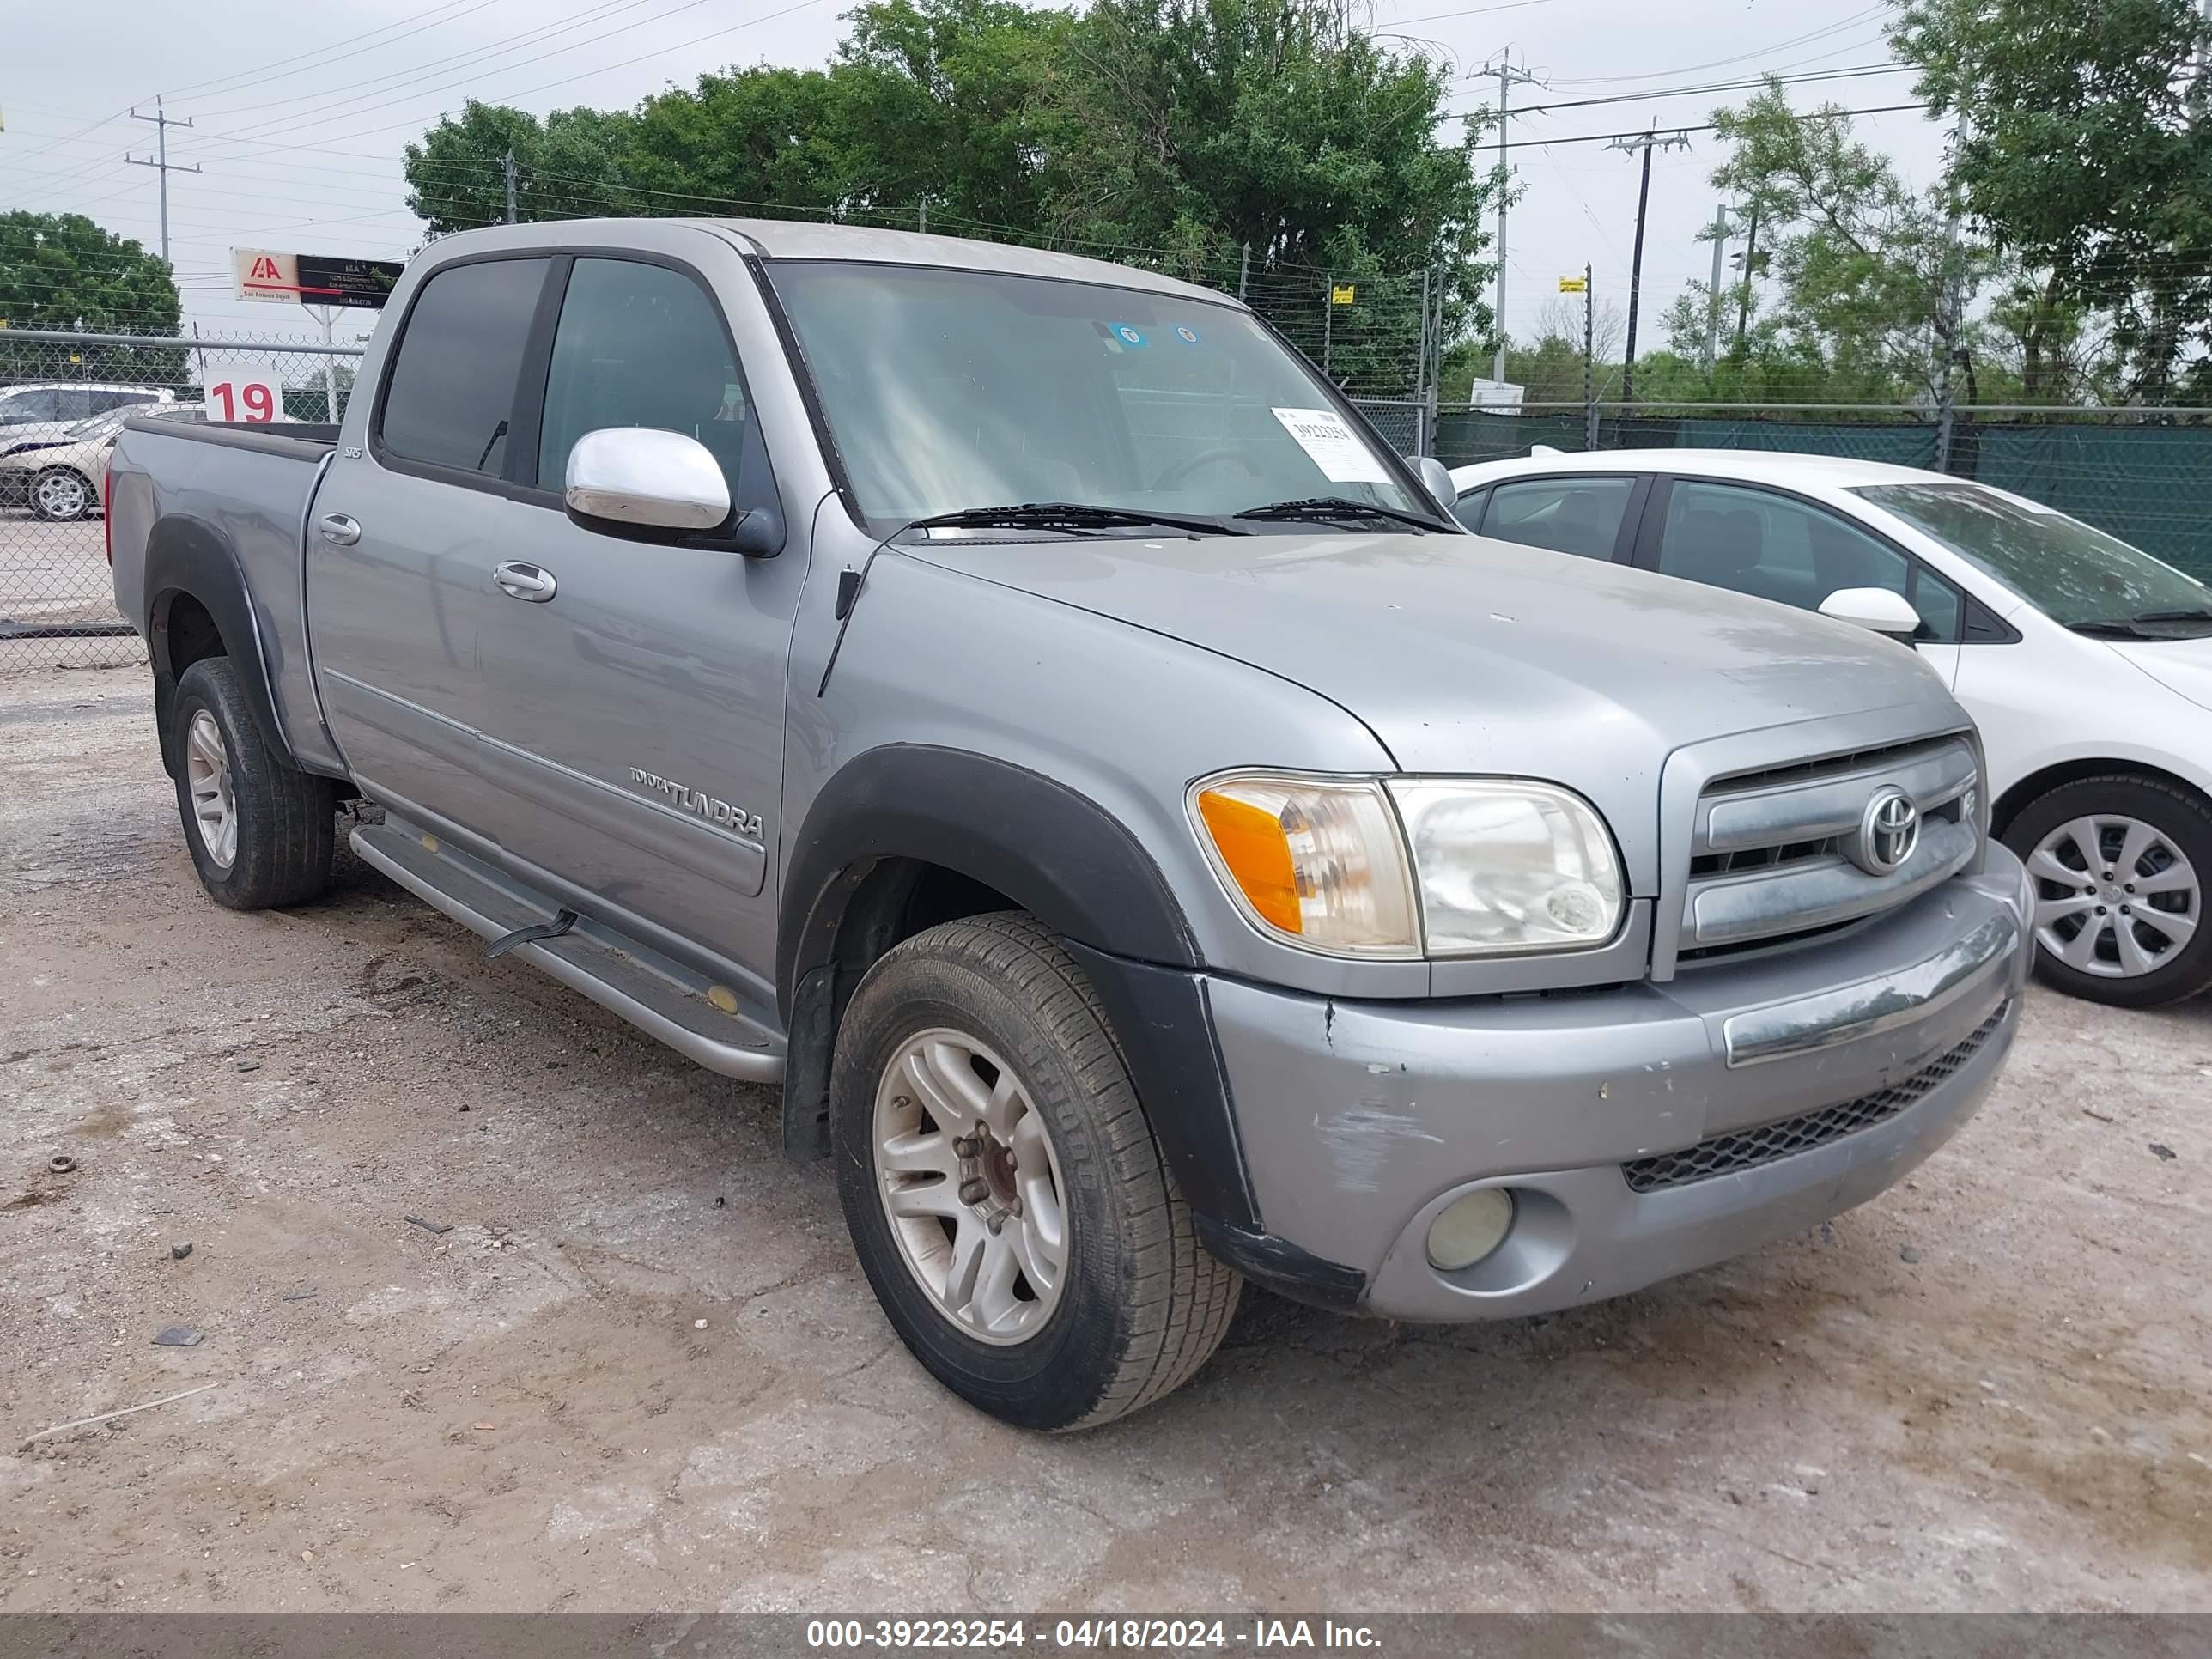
[565,428,732,536]
[1820,586,1922,643]
[1415,455,1456,513]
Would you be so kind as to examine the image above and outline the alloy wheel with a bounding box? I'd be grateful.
[872,1027,1069,1345]
[185,709,239,870]
[2027,812,2198,979]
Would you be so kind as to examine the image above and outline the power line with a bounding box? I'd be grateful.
[1542,7,1891,86]
[1440,100,1936,143]
[1505,63,1911,117]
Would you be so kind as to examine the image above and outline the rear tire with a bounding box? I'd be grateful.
[832,912,1241,1430]
[170,657,337,910]
[2002,773,2212,1007]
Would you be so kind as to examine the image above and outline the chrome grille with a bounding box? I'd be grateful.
[1680,732,1980,962]
[1621,1002,2010,1193]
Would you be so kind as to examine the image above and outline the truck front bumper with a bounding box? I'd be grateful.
[1202,848,2032,1322]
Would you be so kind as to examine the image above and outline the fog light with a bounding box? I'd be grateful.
[1426,1188,1515,1272]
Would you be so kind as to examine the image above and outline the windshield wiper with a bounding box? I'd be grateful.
[2070,609,2212,638]
[908,501,1237,538]
[2129,607,2212,625]
[1233,495,1449,532]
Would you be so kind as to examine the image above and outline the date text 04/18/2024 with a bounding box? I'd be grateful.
[804,1621,1383,1651]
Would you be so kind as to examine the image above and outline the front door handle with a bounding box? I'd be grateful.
[317,513,361,547]
[494,561,558,603]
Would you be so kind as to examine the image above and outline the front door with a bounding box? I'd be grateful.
[311,253,553,843]
[471,252,806,990]
[1644,477,1966,688]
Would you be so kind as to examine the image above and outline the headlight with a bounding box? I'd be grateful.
[1190,773,1420,957]
[1190,771,1625,960]
[1388,778,1625,956]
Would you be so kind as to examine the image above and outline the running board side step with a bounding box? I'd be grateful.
[350,819,785,1084]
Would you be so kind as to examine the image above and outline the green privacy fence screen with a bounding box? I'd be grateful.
[1424,408,2212,580]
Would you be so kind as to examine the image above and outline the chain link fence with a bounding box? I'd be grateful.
[0,330,362,670]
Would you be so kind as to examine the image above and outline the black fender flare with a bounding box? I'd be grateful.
[777,744,1258,1229]
[143,514,296,774]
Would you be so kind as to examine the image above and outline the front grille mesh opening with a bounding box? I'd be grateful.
[1620,1002,2011,1194]
[1690,836,1840,879]
[1702,735,1966,799]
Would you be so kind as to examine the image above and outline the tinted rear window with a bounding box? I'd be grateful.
[379,258,549,477]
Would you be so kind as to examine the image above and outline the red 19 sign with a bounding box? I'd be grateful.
[205,376,285,424]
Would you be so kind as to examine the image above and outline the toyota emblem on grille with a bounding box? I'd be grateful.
[1853,786,1921,876]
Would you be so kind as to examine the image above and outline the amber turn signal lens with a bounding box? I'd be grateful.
[1196,788,1302,933]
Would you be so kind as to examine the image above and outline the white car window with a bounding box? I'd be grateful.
[1659,479,1963,641]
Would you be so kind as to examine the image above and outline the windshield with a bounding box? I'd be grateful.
[61,410,129,441]
[767,261,1425,529]
[1853,482,2212,629]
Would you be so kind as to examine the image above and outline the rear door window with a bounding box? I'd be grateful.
[1451,486,1489,532]
[378,257,550,479]
[1479,476,1634,560]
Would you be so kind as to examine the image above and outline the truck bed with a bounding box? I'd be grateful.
[106,415,343,775]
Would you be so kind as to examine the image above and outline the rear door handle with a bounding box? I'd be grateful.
[494,561,558,602]
[317,513,361,547]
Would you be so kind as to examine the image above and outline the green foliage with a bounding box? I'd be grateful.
[398,0,1494,396]
[0,210,180,334]
[0,211,184,381]
[1894,0,2212,401]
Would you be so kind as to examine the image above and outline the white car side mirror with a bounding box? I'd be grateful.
[1820,586,1922,643]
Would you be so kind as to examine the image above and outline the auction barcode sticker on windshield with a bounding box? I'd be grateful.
[1272,406,1391,483]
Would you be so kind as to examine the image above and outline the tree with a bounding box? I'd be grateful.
[398,0,1495,395]
[1696,83,1986,407]
[1894,0,2212,403]
[0,210,179,332]
[404,100,636,234]
[0,211,183,382]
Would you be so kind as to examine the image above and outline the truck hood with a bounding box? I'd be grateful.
[906,531,1962,889]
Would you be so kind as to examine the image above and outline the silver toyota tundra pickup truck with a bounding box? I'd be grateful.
[107,219,2033,1430]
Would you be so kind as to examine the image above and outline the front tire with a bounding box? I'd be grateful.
[2003,773,2212,1006]
[170,657,337,910]
[32,467,92,521]
[832,913,1241,1430]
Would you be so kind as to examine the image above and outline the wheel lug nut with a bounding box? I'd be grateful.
[959,1176,990,1206]
[2096,905,2107,915]
[893,1095,910,1108]
[986,1214,1006,1236]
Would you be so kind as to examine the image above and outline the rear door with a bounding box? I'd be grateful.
[469,246,807,987]
[310,253,554,843]
[1468,472,1646,563]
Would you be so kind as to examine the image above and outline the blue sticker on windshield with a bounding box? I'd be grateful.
[1108,323,1148,348]
[1175,325,1201,345]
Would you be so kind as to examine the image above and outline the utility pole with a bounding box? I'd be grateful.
[918,198,927,234]
[1702,204,1734,373]
[125,98,199,266]
[1237,242,1250,302]
[1582,263,1597,451]
[1732,204,1760,359]
[502,151,519,224]
[1610,126,1689,406]
[1487,53,1541,386]
[1322,277,1333,379]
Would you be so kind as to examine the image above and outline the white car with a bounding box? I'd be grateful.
[0,402,204,520]
[1448,448,2212,1006]
[0,382,175,450]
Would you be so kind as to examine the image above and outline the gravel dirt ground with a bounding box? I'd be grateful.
[1,665,2206,1614]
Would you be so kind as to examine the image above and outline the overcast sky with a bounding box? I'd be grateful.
[2,0,1946,362]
